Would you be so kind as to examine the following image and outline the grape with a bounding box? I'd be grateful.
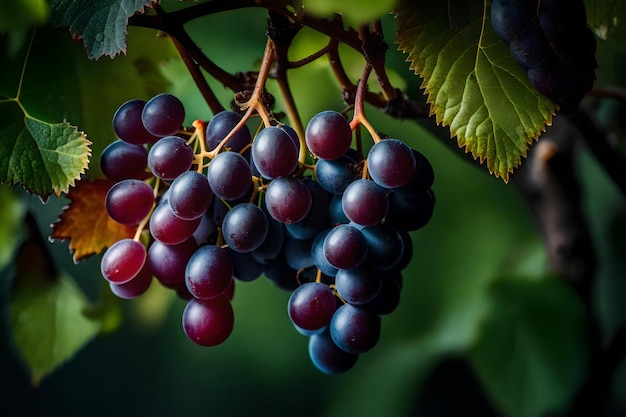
[112,99,159,145]
[263,255,300,291]
[100,139,148,181]
[149,201,202,245]
[367,139,416,188]
[283,236,315,271]
[105,179,154,225]
[361,224,404,270]
[147,135,194,180]
[148,238,198,288]
[314,154,357,194]
[109,261,153,299]
[223,278,236,301]
[363,273,402,315]
[251,215,285,264]
[283,178,331,239]
[509,22,552,70]
[227,249,264,282]
[305,111,353,160]
[330,303,380,354]
[279,124,301,155]
[101,238,147,284]
[311,229,338,277]
[341,179,388,226]
[323,224,368,270]
[205,110,251,152]
[251,126,298,179]
[141,93,185,137]
[186,245,233,299]
[335,265,382,305]
[168,171,213,220]
[192,213,218,245]
[490,0,535,44]
[206,151,252,200]
[386,189,435,231]
[391,228,413,272]
[328,195,349,225]
[308,329,358,374]
[222,203,269,253]
[288,282,337,331]
[395,149,434,196]
[182,295,234,347]
[264,176,312,224]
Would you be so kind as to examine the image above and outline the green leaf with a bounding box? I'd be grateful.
[469,278,589,417]
[395,0,557,181]
[49,0,153,60]
[0,101,91,199]
[9,214,102,384]
[302,0,397,26]
[10,272,102,384]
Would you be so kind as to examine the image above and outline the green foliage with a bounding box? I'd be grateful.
[469,278,589,417]
[395,0,557,181]
[0,187,26,270]
[303,0,397,26]
[0,103,91,199]
[49,0,153,59]
[10,272,102,384]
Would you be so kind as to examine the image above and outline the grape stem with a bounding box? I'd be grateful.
[349,63,382,144]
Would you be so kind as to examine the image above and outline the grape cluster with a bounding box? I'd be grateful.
[491,0,597,111]
[100,93,435,373]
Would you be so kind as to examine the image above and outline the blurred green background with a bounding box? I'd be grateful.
[1,2,626,417]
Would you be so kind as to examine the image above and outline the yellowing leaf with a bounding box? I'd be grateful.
[395,0,557,181]
[50,178,135,263]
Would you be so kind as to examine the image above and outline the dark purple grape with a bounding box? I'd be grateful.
[182,295,234,346]
[222,203,269,253]
[335,265,382,305]
[279,124,301,155]
[185,245,233,299]
[386,189,435,231]
[490,0,536,44]
[341,179,389,226]
[206,111,251,152]
[149,201,202,245]
[288,282,337,331]
[391,228,413,272]
[168,171,213,220]
[361,224,404,270]
[323,224,368,270]
[192,213,218,245]
[509,21,552,70]
[314,154,357,194]
[101,239,147,284]
[311,229,338,277]
[141,93,185,137]
[206,151,252,200]
[252,126,298,179]
[100,139,148,181]
[148,238,198,288]
[112,99,160,145]
[264,176,312,224]
[330,303,380,354]
[105,179,154,225]
[284,236,315,270]
[263,255,300,291]
[328,195,350,225]
[251,215,285,264]
[147,136,194,180]
[305,111,353,160]
[367,139,416,188]
[227,249,264,282]
[363,272,402,315]
[395,149,434,196]
[308,329,358,374]
[109,260,153,299]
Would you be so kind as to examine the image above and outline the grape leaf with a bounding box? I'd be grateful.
[469,278,589,417]
[50,178,136,263]
[0,102,91,200]
[49,0,154,60]
[0,186,26,271]
[9,213,102,384]
[395,0,557,181]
